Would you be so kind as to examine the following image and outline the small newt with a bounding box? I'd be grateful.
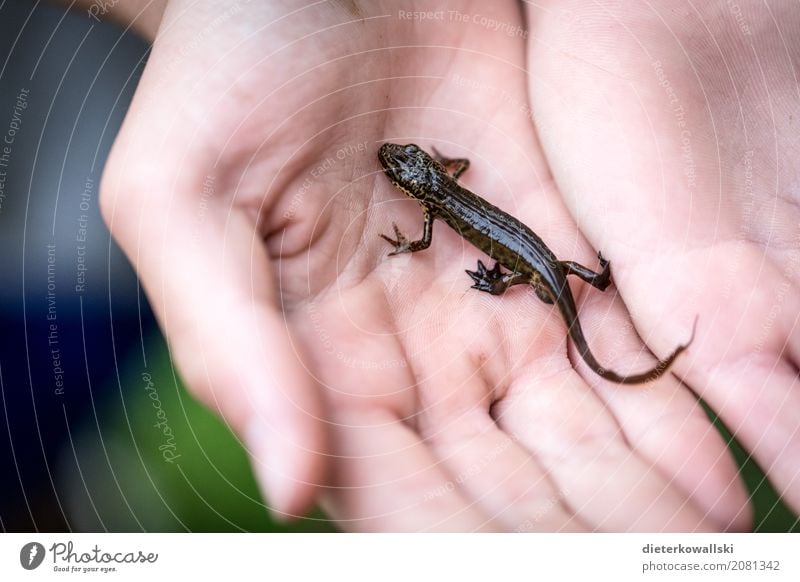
[378,142,694,384]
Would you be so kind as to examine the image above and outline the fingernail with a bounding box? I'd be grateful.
[245,418,297,521]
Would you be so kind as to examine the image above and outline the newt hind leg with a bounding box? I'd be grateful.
[561,251,611,291]
[431,146,470,180]
[466,260,528,295]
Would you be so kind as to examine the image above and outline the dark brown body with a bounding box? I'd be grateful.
[378,142,694,384]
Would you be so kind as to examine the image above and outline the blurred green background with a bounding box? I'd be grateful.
[58,332,337,532]
[704,404,799,532]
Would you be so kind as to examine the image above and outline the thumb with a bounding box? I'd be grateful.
[101,147,327,518]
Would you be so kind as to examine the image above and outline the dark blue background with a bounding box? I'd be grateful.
[0,0,153,531]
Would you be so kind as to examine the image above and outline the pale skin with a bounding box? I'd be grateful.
[72,0,800,530]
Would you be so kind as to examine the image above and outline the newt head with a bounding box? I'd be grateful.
[378,142,443,202]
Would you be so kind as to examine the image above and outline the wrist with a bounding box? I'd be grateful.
[60,0,167,41]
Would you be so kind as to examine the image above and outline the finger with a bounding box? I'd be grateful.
[399,272,714,530]
[101,159,327,517]
[495,368,719,531]
[287,280,419,420]
[570,291,752,530]
[412,347,587,532]
[699,357,800,513]
[320,408,496,532]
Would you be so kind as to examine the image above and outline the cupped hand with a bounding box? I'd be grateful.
[526,0,800,516]
[101,0,752,530]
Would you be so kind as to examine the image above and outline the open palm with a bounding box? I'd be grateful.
[101,0,762,530]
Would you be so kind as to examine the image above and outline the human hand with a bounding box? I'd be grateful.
[100,0,750,529]
[526,0,800,514]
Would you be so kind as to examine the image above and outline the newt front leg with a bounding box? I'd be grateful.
[431,146,470,180]
[380,206,435,255]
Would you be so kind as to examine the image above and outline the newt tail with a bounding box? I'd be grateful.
[555,288,697,384]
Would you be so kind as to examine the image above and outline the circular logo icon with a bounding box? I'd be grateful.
[19,542,45,570]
